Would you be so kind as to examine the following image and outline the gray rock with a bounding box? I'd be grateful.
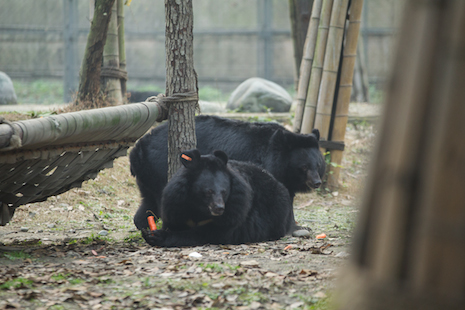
[66,250,81,258]
[98,230,109,236]
[0,72,17,105]
[47,223,56,229]
[292,229,311,238]
[227,77,292,112]
[20,227,29,232]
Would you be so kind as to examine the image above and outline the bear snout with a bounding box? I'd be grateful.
[306,170,322,189]
[209,194,225,216]
[209,203,225,216]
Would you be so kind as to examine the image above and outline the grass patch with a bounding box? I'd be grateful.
[1,278,33,290]
[124,231,144,244]
[13,79,64,104]
[3,251,32,261]
[199,86,229,102]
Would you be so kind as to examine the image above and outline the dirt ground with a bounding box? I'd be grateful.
[0,111,377,310]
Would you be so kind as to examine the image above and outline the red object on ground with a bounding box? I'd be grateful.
[147,216,157,231]
[316,233,327,239]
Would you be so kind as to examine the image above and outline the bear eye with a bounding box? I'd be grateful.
[301,165,309,171]
[205,189,213,197]
[221,190,227,198]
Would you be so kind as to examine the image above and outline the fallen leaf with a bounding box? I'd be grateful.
[240,260,260,268]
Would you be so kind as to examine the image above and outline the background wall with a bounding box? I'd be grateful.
[0,0,404,103]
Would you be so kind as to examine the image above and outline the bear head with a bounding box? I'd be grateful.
[269,128,325,194]
[180,149,231,217]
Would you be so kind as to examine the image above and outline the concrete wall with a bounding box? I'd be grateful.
[0,0,404,94]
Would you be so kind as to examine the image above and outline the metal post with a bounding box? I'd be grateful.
[258,0,274,81]
[63,0,79,103]
[362,0,368,76]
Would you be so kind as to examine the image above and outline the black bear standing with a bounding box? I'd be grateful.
[141,149,295,247]
[131,115,325,230]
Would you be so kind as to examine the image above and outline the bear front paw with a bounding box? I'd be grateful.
[141,229,167,246]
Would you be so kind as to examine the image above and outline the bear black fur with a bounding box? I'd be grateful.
[130,115,325,230]
[141,149,296,247]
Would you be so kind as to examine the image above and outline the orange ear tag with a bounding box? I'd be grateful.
[147,216,157,231]
[181,154,192,161]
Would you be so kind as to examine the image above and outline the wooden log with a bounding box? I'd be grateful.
[312,0,350,145]
[292,0,323,133]
[300,0,334,134]
[0,102,162,152]
[341,1,465,309]
[327,0,364,190]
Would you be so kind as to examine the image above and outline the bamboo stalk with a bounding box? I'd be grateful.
[410,0,465,297]
[300,0,334,134]
[342,1,465,308]
[292,0,323,133]
[117,0,127,103]
[312,0,350,144]
[102,1,123,105]
[326,0,364,190]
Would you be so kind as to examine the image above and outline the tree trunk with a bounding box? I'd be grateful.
[76,0,115,106]
[165,0,198,180]
[117,0,127,103]
[289,0,314,87]
[102,1,123,105]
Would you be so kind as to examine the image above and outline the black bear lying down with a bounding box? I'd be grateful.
[131,115,325,230]
[141,149,295,247]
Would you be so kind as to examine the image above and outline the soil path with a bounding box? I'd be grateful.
[0,112,376,309]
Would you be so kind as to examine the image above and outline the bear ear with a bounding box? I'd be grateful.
[213,150,228,166]
[180,149,201,169]
[311,128,320,141]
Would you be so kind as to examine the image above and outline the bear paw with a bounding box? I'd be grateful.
[141,229,167,246]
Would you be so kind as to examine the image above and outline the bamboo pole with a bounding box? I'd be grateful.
[327,0,364,189]
[117,0,127,103]
[312,0,350,143]
[300,0,334,134]
[292,0,323,133]
[102,2,123,105]
[341,1,465,309]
